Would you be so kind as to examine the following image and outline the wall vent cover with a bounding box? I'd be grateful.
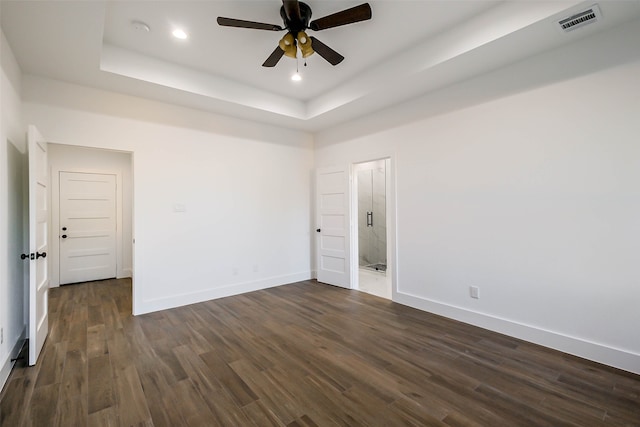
[558,5,602,32]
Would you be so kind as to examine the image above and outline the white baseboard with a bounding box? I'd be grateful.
[118,268,132,279]
[394,291,640,376]
[135,271,313,315]
[0,326,26,393]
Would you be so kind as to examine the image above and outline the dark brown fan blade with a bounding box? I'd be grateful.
[309,37,344,66]
[309,3,371,31]
[262,46,285,67]
[217,17,283,31]
[282,0,301,22]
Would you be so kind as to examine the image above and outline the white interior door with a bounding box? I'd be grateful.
[59,172,117,285]
[28,125,49,366]
[316,166,351,288]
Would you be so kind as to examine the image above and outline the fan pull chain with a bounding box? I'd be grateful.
[291,57,302,81]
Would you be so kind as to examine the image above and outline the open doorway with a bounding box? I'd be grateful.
[353,159,391,299]
[48,144,133,288]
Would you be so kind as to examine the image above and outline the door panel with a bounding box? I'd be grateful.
[59,172,117,284]
[28,125,49,366]
[316,166,351,288]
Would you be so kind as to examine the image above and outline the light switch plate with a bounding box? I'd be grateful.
[470,286,480,299]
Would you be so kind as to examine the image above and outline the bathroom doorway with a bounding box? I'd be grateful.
[353,159,391,299]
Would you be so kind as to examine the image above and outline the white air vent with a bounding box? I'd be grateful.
[558,5,602,32]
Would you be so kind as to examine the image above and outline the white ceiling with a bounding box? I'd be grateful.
[2,1,640,132]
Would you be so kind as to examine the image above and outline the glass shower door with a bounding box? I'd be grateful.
[357,165,386,272]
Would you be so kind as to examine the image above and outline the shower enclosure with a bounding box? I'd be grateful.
[357,161,386,272]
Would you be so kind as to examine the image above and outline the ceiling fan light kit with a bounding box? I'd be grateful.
[297,31,314,58]
[279,33,297,58]
[217,1,371,68]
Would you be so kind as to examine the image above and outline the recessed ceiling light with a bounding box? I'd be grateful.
[131,20,150,32]
[172,29,188,39]
[291,72,302,82]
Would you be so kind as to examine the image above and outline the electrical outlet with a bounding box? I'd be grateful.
[470,286,480,299]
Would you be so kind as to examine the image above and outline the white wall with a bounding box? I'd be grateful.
[23,76,315,315]
[48,144,133,285]
[315,38,640,372]
[1,29,26,390]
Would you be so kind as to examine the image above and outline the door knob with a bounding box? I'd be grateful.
[61,234,68,239]
[20,253,32,260]
[316,228,321,232]
[36,252,46,259]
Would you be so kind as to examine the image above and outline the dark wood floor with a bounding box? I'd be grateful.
[1,279,639,426]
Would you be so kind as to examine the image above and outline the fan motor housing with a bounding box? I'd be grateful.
[280,2,312,33]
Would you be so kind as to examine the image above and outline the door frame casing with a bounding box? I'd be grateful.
[315,152,397,300]
[349,157,396,298]
[350,158,392,292]
[50,167,124,287]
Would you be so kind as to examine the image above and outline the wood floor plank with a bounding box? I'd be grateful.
[299,376,361,426]
[287,414,320,427]
[190,384,255,427]
[143,338,188,383]
[137,369,187,427]
[33,341,67,388]
[100,296,123,340]
[385,395,450,426]
[199,350,259,407]
[87,304,104,328]
[59,349,88,404]
[87,354,114,415]
[0,376,32,427]
[107,328,135,374]
[229,357,303,424]
[171,345,230,414]
[23,382,61,426]
[441,409,488,427]
[87,406,118,427]
[55,394,87,427]
[66,304,88,353]
[472,383,576,426]
[112,365,153,427]
[242,400,286,427]
[2,278,639,426]
[261,363,351,426]
[172,379,218,426]
[87,325,108,359]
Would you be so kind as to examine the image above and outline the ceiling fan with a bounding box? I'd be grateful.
[217,1,372,67]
